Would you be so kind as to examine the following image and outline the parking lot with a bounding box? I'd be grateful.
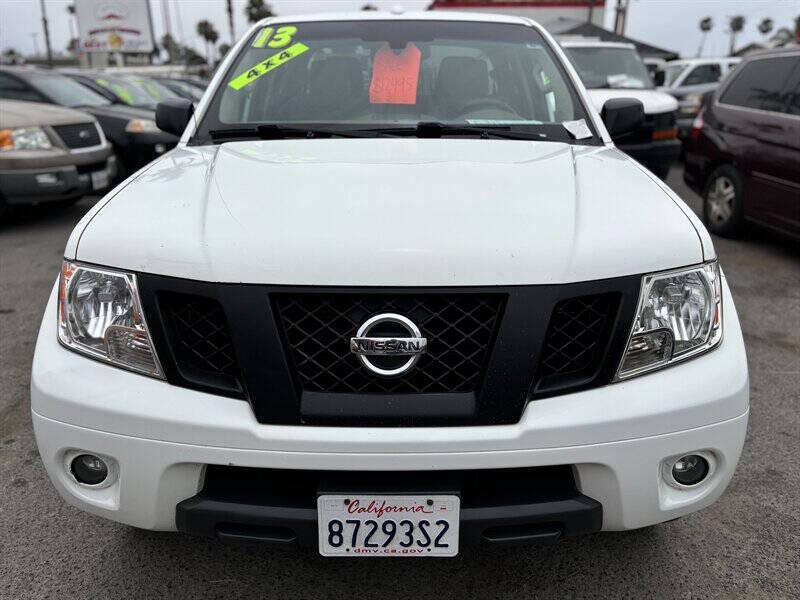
[1,167,798,599]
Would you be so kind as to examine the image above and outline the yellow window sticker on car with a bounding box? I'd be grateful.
[228,42,309,91]
[252,25,298,49]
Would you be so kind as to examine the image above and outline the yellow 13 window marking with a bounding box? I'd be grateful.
[252,25,298,49]
[227,43,310,91]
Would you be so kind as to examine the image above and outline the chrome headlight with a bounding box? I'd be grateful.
[617,261,722,379]
[0,126,53,151]
[57,261,164,378]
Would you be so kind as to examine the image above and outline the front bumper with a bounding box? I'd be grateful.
[0,156,117,205]
[31,277,749,538]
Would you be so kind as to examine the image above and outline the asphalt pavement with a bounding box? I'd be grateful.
[1,168,798,599]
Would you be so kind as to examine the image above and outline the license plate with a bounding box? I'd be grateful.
[318,494,459,557]
[90,170,109,190]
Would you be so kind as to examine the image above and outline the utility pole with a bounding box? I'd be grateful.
[614,0,629,36]
[587,0,594,25]
[39,0,53,67]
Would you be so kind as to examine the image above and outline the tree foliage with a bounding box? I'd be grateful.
[245,0,274,23]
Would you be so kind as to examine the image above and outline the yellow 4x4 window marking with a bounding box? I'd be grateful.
[252,25,298,49]
[227,42,309,91]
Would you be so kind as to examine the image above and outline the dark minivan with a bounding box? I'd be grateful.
[683,49,800,238]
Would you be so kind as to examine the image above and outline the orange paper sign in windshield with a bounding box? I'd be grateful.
[369,43,421,105]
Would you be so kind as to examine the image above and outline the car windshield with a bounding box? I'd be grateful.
[565,47,654,90]
[128,77,181,103]
[164,79,204,101]
[26,72,111,107]
[196,20,594,143]
[663,63,688,87]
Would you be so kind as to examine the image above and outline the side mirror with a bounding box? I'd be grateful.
[601,98,645,138]
[653,70,665,86]
[155,98,194,137]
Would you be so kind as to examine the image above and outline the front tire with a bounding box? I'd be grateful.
[703,165,744,237]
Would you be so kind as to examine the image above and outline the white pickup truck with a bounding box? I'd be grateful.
[32,11,748,557]
[561,40,682,179]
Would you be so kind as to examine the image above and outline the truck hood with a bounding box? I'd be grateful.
[586,89,678,115]
[74,139,702,286]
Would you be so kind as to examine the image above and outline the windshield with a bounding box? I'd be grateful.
[196,20,594,143]
[95,75,178,108]
[565,47,654,90]
[164,79,204,101]
[663,63,688,87]
[27,72,110,107]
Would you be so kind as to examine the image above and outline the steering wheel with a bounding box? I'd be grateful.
[456,97,519,117]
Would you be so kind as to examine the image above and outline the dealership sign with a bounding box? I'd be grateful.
[75,0,154,53]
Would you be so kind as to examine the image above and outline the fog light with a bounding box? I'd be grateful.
[70,454,109,485]
[671,454,709,486]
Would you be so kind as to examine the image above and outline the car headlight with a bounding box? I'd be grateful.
[0,127,53,151]
[57,261,164,378]
[617,261,722,379]
[125,119,160,133]
[679,93,703,116]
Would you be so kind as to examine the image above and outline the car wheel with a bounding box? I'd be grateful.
[703,165,744,237]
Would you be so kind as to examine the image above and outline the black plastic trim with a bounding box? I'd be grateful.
[175,466,603,549]
[136,274,641,426]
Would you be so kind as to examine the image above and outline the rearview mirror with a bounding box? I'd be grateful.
[601,98,645,138]
[653,70,665,86]
[155,98,194,137]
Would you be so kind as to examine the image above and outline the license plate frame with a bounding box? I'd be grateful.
[317,494,460,557]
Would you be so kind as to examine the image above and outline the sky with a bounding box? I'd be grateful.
[0,0,798,60]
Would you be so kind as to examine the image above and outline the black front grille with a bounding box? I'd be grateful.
[535,293,619,389]
[158,292,241,392]
[273,294,504,395]
[52,122,101,149]
[136,273,641,426]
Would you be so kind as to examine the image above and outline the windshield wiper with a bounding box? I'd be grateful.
[364,122,550,141]
[209,124,368,142]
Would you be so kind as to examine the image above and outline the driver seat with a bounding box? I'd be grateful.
[435,56,491,119]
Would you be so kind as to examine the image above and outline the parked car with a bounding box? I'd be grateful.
[0,67,178,179]
[64,71,181,110]
[642,56,666,82]
[156,77,205,102]
[561,40,681,179]
[0,99,115,220]
[683,48,799,238]
[33,13,747,556]
[660,58,740,137]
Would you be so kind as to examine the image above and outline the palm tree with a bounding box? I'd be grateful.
[697,17,712,57]
[196,20,219,66]
[758,18,773,36]
[66,3,77,41]
[244,0,273,24]
[219,43,231,60]
[226,0,235,44]
[727,15,745,56]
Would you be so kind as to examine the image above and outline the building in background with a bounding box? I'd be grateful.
[546,18,678,61]
[429,0,605,27]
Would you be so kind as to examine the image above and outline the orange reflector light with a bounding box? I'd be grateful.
[652,128,678,141]
[0,129,13,149]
